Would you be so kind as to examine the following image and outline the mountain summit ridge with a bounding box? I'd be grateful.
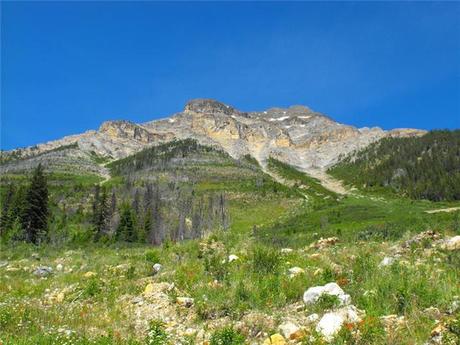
[1,99,426,177]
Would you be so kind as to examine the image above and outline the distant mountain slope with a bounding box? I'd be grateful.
[0,143,109,177]
[0,99,425,179]
[107,138,297,197]
[329,130,460,201]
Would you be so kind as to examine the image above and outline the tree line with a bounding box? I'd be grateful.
[330,130,460,201]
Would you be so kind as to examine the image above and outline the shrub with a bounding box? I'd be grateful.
[145,250,160,264]
[204,252,229,281]
[210,326,245,345]
[83,278,101,298]
[69,224,94,244]
[146,320,169,345]
[358,316,386,344]
[250,245,281,274]
[356,223,403,242]
[126,265,136,279]
[316,294,340,311]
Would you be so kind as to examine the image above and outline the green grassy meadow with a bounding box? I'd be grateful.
[1,158,460,344]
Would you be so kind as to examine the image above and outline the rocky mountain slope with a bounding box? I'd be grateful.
[0,99,425,178]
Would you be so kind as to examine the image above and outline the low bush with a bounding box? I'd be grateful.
[250,245,281,274]
[210,326,245,345]
[146,320,169,345]
[145,250,160,264]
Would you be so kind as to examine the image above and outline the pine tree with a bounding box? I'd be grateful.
[22,164,49,244]
[139,208,151,243]
[117,202,136,242]
[92,185,109,239]
[10,185,27,239]
[0,184,15,236]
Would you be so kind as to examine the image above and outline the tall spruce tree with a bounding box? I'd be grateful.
[0,184,15,236]
[117,202,136,242]
[92,185,109,239]
[22,164,49,244]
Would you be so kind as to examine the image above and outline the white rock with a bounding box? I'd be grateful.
[316,306,363,341]
[441,236,460,251]
[56,264,63,271]
[228,254,239,262]
[379,256,395,267]
[153,263,162,274]
[278,321,300,339]
[316,312,344,341]
[303,282,351,306]
[288,267,305,278]
[33,266,53,277]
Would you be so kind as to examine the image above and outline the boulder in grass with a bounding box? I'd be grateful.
[228,254,239,262]
[441,236,460,251]
[379,256,395,267]
[316,305,363,341]
[287,267,305,278]
[33,266,53,277]
[152,263,162,275]
[303,282,351,306]
[279,321,303,340]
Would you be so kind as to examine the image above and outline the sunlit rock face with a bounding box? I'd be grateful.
[1,98,426,176]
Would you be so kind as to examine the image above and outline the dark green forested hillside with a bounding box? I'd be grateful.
[329,130,460,201]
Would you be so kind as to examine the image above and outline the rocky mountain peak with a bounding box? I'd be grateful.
[1,99,427,178]
[184,99,239,116]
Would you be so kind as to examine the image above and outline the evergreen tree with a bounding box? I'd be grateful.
[22,164,49,244]
[139,208,151,243]
[0,184,15,236]
[92,185,109,239]
[117,202,136,242]
[10,185,27,239]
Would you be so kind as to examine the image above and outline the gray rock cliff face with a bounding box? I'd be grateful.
[1,99,426,176]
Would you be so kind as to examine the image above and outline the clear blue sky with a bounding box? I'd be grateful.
[1,1,459,150]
